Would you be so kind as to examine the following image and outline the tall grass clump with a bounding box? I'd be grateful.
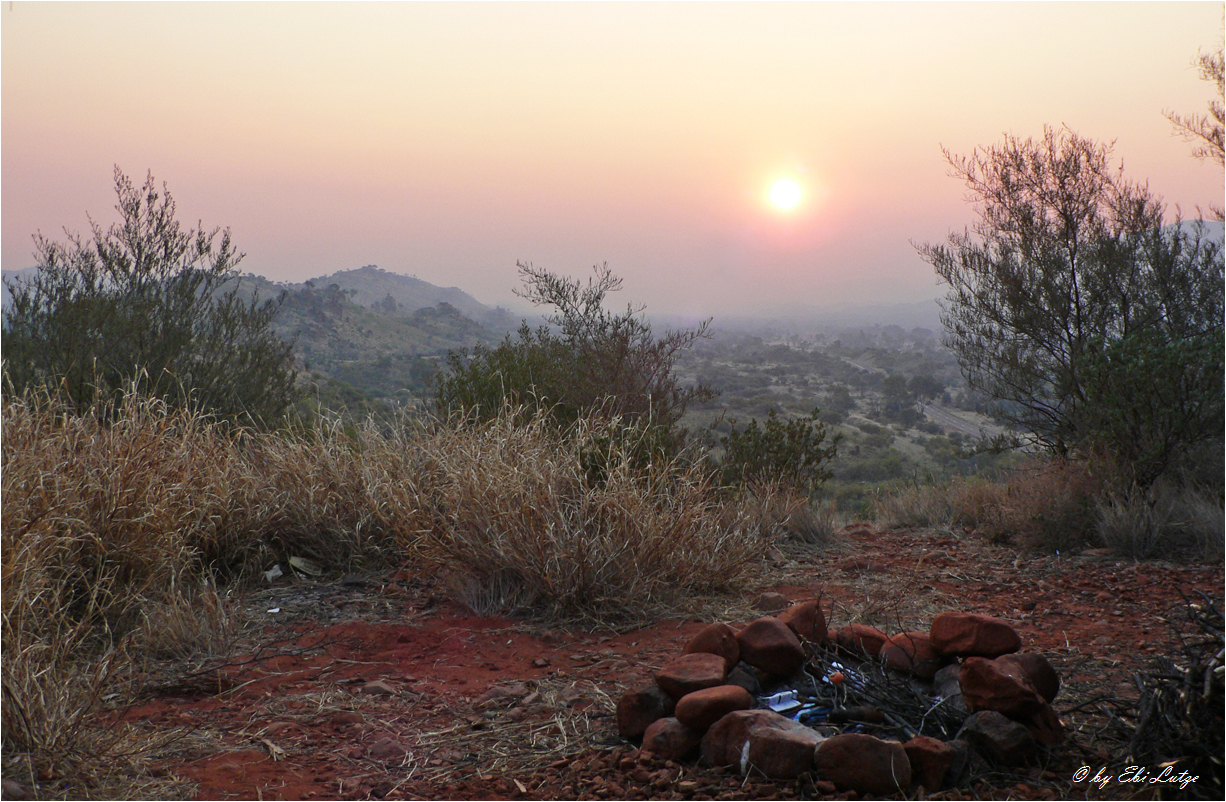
[406,409,770,621]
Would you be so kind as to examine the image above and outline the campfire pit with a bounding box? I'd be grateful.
[617,599,1064,796]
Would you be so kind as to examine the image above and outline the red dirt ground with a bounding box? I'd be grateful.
[118,525,1221,800]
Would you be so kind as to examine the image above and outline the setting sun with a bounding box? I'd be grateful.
[769,178,803,210]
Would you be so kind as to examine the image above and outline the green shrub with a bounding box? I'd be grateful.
[435,263,712,456]
[2,168,297,428]
[719,408,838,496]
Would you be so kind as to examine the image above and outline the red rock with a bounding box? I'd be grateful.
[904,735,956,791]
[617,685,677,739]
[997,653,1060,703]
[958,656,1045,718]
[930,612,1021,657]
[475,682,530,705]
[744,722,824,779]
[814,733,912,796]
[956,710,1036,766]
[1024,702,1065,746]
[675,685,755,732]
[361,680,398,696]
[701,709,822,779]
[736,617,805,676]
[777,599,827,643]
[367,737,409,761]
[684,622,740,670]
[835,624,889,657]
[655,653,728,698]
[881,631,945,680]
[754,592,789,612]
[642,717,701,761]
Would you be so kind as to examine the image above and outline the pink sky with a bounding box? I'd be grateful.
[3,2,1222,317]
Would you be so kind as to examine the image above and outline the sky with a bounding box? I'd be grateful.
[3,2,1223,317]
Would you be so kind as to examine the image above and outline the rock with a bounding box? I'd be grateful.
[957,710,1037,766]
[736,617,805,676]
[881,631,945,680]
[930,612,1021,658]
[701,709,817,772]
[656,653,728,698]
[839,558,888,573]
[754,592,789,613]
[617,685,677,739]
[946,738,972,785]
[777,599,827,643]
[330,710,364,727]
[360,680,398,696]
[933,663,968,714]
[642,717,702,761]
[684,622,741,670]
[814,733,912,796]
[997,653,1060,703]
[1024,702,1066,746]
[367,737,410,761]
[958,656,1045,718]
[476,682,530,705]
[835,623,889,657]
[1,779,29,801]
[725,662,764,696]
[903,735,957,791]
[675,685,755,732]
[744,721,824,779]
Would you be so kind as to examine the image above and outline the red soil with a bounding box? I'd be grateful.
[122,526,1221,800]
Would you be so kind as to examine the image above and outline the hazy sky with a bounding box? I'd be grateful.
[3,2,1222,316]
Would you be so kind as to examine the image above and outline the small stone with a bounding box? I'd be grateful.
[617,685,677,739]
[330,710,364,726]
[903,735,957,791]
[367,737,409,761]
[957,710,1036,766]
[736,617,805,676]
[532,657,551,668]
[360,680,397,696]
[1,780,29,801]
[674,685,755,732]
[684,622,741,671]
[777,599,827,643]
[656,653,728,698]
[881,631,945,680]
[642,717,702,761]
[814,733,912,796]
[476,682,530,705]
[835,624,889,657]
[930,612,1021,658]
[754,592,789,613]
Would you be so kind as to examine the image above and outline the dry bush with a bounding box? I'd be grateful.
[783,499,840,545]
[407,411,769,621]
[873,483,956,530]
[1096,485,1225,562]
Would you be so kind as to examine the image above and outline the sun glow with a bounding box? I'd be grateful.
[769,178,803,210]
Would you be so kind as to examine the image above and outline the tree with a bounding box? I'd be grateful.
[2,168,297,426]
[435,262,714,447]
[1164,45,1225,220]
[917,127,1223,487]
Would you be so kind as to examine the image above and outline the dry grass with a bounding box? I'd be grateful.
[410,412,769,622]
[2,388,771,795]
[1095,485,1225,562]
[872,454,1224,561]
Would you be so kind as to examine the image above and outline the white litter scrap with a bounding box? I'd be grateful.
[762,690,802,714]
[264,564,283,582]
[289,556,323,576]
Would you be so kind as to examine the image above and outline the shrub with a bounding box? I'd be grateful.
[435,262,713,452]
[2,168,297,427]
[719,408,839,496]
